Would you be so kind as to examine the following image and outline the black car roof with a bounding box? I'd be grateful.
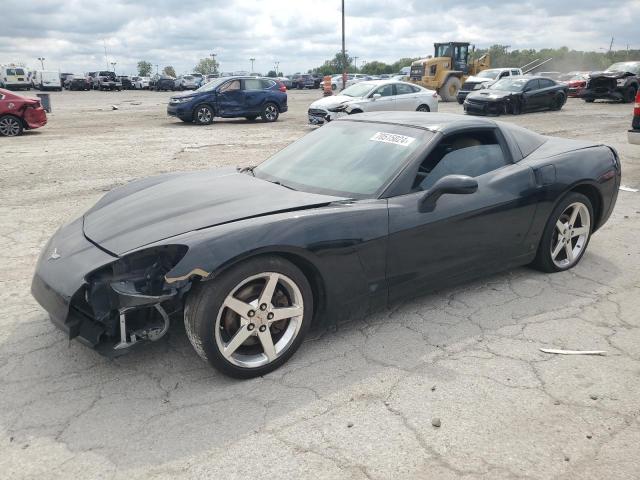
[337,112,498,134]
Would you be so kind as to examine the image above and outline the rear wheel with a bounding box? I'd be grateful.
[261,102,279,122]
[439,76,461,102]
[193,104,214,125]
[416,104,430,112]
[0,115,23,136]
[531,192,593,273]
[184,256,313,378]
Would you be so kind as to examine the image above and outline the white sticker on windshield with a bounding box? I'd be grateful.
[370,131,416,147]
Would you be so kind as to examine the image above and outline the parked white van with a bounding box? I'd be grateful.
[34,70,62,91]
[0,65,31,90]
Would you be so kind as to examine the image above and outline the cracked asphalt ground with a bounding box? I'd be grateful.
[1,89,639,480]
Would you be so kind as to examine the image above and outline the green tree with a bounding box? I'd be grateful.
[137,60,152,77]
[194,58,219,75]
[163,66,176,77]
[267,70,278,77]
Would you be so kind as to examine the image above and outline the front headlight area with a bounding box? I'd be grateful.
[170,96,193,104]
[78,245,190,354]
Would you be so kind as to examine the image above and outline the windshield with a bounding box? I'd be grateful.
[196,77,228,92]
[476,69,501,80]
[254,121,430,198]
[606,62,640,75]
[341,82,375,97]
[490,78,528,92]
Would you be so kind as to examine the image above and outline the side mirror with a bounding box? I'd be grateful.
[418,175,478,213]
[371,93,381,100]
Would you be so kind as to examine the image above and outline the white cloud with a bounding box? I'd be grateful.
[1,0,638,75]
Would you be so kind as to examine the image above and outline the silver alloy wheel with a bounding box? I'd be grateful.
[551,202,591,268]
[196,106,212,123]
[264,104,278,121]
[215,272,304,368]
[0,117,21,136]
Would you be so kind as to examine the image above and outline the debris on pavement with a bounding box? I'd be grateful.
[540,348,606,355]
[431,418,441,428]
[111,105,119,110]
[590,394,598,400]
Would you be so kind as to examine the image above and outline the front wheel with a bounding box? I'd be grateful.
[439,76,461,102]
[416,104,430,112]
[623,86,637,103]
[531,192,593,273]
[0,115,23,136]
[551,93,565,110]
[261,102,279,122]
[184,256,313,378]
[193,104,214,125]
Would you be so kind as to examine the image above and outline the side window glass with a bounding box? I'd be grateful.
[413,131,508,191]
[511,70,519,75]
[260,79,275,89]
[220,80,240,92]
[526,79,540,91]
[499,71,509,78]
[395,83,413,95]
[243,78,262,90]
[374,84,394,97]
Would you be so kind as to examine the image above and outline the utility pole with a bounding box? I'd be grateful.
[210,52,217,74]
[353,56,358,72]
[111,62,117,75]
[250,57,255,73]
[341,0,346,88]
[37,57,45,69]
[103,39,109,70]
[155,64,159,74]
[274,61,280,75]
[608,36,614,54]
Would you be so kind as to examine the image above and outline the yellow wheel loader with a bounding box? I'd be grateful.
[410,42,491,102]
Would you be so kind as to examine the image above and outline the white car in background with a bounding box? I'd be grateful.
[132,76,150,89]
[175,74,198,90]
[344,74,371,88]
[308,80,438,125]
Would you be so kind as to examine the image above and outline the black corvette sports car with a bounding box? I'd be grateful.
[32,112,620,378]
[464,76,568,115]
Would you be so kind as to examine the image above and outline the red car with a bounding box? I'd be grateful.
[0,88,47,136]
[558,71,590,98]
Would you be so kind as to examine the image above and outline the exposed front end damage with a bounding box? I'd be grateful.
[580,71,638,102]
[31,217,192,356]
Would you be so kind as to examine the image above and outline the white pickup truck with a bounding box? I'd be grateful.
[457,68,523,104]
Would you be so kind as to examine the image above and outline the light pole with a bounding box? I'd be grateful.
[250,57,255,73]
[274,61,280,76]
[110,62,117,75]
[341,0,346,88]
[37,57,45,69]
[353,56,358,72]
[155,64,159,74]
[210,53,217,75]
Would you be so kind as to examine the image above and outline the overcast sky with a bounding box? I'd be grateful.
[2,0,639,76]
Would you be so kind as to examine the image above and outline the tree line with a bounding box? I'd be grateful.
[308,46,640,75]
[136,58,220,77]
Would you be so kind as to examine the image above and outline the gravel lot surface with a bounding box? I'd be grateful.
[1,89,639,479]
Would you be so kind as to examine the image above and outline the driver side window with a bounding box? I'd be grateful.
[220,80,240,92]
[374,84,394,97]
[412,130,509,191]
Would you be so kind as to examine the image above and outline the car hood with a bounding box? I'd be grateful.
[590,70,633,79]
[309,95,361,110]
[83,167,342,255]
[467,90,515,101]
[465,75,494,84]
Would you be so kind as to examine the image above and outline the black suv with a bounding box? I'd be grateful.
[581,61,640,103]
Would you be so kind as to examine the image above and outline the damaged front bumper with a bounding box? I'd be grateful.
[31,217,187,357]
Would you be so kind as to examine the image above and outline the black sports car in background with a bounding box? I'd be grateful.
[464,76,568,115]
[580,62,640,103]
[32,112,620,378]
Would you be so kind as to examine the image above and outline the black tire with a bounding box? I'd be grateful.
[531,192,593,273]
[261,102,279,122]
[457,98,464,105]
[416,104,430,112]
[623,86,637,104]
[193,104,214,125]
[245,115,258,121]
[551,93,565,110]
[0,115,24,136]
[184,255,314,378]
[439,76,461,102]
